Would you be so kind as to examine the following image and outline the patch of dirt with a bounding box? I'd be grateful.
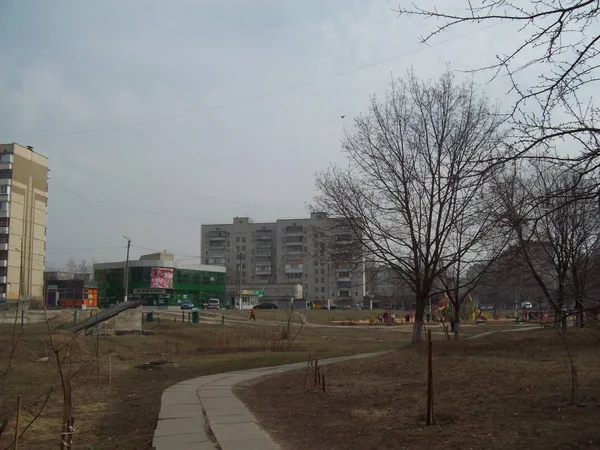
[134,360,178,370]
[235,328,600,450]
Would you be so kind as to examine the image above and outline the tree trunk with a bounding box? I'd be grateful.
[411,318,424,344]
[453,307,461,340]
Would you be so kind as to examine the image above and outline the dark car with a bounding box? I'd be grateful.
[322,303,339,310]
[180,300,193,310]
[253,302,278,309]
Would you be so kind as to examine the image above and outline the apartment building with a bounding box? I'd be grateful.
[200,213,366,305]
[0,143,49,304]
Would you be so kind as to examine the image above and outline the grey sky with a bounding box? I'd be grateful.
[0,0,522,268]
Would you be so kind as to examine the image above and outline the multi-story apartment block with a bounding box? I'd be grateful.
[0,143,49,304]
[200,213,365,305]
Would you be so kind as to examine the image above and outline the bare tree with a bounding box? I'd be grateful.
[65,258,77,274]
[396,1,600,168]
[492,159,600,330]
[313,71,506,343]
[436,210,510,338]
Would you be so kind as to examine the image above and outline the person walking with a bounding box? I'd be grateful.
[249,308,256,321]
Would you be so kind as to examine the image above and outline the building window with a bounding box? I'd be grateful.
[321,277,325,283]
[0,202,7,211]
[242,246,246,251]
[0,170,11,179]
[320,269,325,275]
[0,284,5,294]
[0,267,6,276]
[242,237,246,242]
[320,287,325,293]
[0,154,12,163]
[314,286,319,293]
[0,185,9,195]
[236,237,240,243]
[0,250,7,260]
[0,234,8,244]
[0,218,8,227]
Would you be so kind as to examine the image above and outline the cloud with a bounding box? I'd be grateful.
[0,0,532,267]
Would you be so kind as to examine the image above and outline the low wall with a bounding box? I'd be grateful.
[84,307,143,336]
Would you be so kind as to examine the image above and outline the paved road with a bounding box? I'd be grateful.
[152,352,388,450]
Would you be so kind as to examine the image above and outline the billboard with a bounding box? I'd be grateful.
[150,267,174,289]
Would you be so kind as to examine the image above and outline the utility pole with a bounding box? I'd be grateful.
[236,253,245,310]
[123,236,131,302]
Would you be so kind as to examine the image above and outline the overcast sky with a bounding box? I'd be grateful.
[0,0,524,268]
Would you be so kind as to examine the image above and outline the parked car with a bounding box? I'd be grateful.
[206,298,221,310]
[180,300,193,310]
[322,303,339,310]
[350,304,362,310]
[342,305,352,310]
[254,302,278,309]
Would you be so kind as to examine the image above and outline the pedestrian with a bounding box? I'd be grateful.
[426,312,431,323]
[249,308,256,321]
[405,314,410,323]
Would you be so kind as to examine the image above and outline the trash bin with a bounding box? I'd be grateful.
[192,310,199,324]
[147,311,154,322]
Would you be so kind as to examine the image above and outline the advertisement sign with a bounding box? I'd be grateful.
[150,267,174,289]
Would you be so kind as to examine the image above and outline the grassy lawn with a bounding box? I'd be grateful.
[0,314,409,449]
[236,327,600,450]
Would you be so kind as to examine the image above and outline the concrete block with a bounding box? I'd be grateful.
[158,405,204,420]
[196,389,232,399]
[154,418,207,437]
[210,422,272,443]
[208,413,256,425]
[152,432,215,450]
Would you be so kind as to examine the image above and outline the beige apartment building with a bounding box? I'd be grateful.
[0,143,49,304]
[200,213,366,305]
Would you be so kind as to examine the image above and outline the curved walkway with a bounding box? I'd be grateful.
[152,352,387,450]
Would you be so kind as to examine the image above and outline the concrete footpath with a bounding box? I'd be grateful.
[152,352,387,450]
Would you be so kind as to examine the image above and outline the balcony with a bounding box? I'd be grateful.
[255,232,272,240]
[255,266,272,275]
[0,226,7,234]
[0,260,6,267]
[285,264,304,274]
[0,243,7,251]
[255,242,272,249]
[0,276,6,284]
[285,226,304,236]
[208,231,228,240]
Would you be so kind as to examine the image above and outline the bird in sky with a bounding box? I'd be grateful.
[340,115,346,119]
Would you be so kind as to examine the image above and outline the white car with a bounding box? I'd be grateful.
[206,298,221,310]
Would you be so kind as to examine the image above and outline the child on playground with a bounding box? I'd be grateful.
[249,308,256,321]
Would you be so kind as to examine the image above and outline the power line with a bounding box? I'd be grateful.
[45,246,124,251]
[48,183,205,221]
[2,23,503,138]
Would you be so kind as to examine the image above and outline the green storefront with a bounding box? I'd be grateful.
[94,261,226,308]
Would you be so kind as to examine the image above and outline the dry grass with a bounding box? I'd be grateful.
[236,327,600,450]
[0,314,407,449]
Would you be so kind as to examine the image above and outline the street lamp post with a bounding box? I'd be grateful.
[123,236,131,302]
[236,253,245,310]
